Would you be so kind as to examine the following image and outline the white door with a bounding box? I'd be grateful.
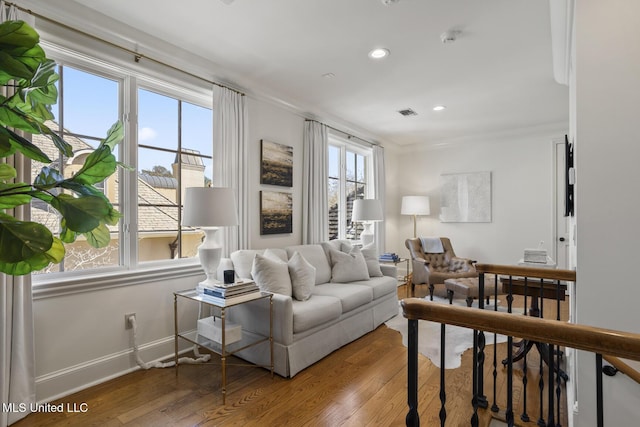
[555,141,570,269]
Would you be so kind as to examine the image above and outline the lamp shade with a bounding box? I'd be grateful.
[401,196,430,216]
[182,187,239,227]
[351,199,384,222]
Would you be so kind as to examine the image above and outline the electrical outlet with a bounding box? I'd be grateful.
[125,313,136,329]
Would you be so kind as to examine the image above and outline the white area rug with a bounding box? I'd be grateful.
[385,297,508,369]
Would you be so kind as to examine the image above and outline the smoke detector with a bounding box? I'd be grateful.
[381,0,400,5]
[440,30,460,44]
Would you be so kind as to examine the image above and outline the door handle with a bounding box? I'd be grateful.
[559,237,566,242]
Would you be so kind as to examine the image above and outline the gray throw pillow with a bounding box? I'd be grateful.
[328,247,370,283]
[251,253,292,296]
[288,251,316,301]
[361,244,383,277]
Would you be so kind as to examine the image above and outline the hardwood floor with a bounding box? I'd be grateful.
[13,285,569,427]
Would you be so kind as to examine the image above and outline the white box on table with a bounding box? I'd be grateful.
[197,316,242,344]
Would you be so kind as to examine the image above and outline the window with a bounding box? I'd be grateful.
[327,138,372,241]
[30,54,213,280]
[31,65,121,274]
[137,88,213,262]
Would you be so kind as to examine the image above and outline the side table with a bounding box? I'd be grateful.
[379,257,410,297]
[173,289,273,404]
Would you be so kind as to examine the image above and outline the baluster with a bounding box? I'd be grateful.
[471,329,479,427]
[521,277,530,423]
[477,273,487,408]
[596,353,604,427]
[406,319,420,427]
[491,274,500,414]
[555,279,562,427]
[506,332,514,426]
[439,323,446,426]
[547,342,556,427]
[537,278,546,427]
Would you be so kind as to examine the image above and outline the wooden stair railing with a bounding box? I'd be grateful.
[402,264,640,427]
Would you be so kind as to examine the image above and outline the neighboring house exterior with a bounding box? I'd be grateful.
[30,122,203,274]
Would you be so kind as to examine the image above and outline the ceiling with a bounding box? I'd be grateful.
[54,0,569,147]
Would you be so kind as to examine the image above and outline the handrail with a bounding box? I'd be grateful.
[401,299,640,362]
[604,355,640,385]
[475,263,576,282]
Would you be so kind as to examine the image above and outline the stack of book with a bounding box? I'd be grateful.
[200,280,261,305]
[379,252,400,262]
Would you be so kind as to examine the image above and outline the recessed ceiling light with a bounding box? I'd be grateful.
[433,105,447,111]
[368,48,390,59]
[322,72,335,79]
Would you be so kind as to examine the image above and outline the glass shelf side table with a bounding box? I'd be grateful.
[173,289,273,404]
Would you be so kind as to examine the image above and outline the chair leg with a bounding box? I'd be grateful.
[447,289,454,304]
[429,284,434,301]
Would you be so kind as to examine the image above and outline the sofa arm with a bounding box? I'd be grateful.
[380,263,397,279]
[228,293,294,346]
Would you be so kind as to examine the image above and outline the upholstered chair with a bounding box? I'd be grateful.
[405,237,477,299]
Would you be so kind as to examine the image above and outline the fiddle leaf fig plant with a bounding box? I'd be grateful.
[0,20,124,275]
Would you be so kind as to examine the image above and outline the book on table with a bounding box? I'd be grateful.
[200,290,263,306]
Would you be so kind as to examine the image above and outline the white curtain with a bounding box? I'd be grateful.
[302,121,328,244]
[1,5,37,426]
[212,85,249,253]
[372,144,386,255]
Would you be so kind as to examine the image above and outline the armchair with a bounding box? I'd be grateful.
[405,237,477,299]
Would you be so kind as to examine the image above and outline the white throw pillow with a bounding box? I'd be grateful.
[328,247,370,283]
[361,244,383,277]
[288,251,316,301]
[251,253,292,297]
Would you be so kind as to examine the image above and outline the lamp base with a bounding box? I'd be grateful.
[361,222,375,247]
[197,227,222,286]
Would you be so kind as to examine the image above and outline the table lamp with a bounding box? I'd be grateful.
[401,196,430,238]
[182,187,238,286]
[351,199,383,246]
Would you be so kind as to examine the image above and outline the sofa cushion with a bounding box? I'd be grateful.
[349,275,397,300]
[327,247,370,283]
[312,283,373,313]
[288,251,316,301]
[285,244,331,285]
[230,249,263,279]
[323,239,353,253]
[292,295,342,334]
[251,253,292,297]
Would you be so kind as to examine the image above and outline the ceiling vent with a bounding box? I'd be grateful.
[398,108,417,117]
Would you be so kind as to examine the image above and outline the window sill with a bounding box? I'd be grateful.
[32,261,204,300]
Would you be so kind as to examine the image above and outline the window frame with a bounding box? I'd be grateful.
[31,42,213,295]
[327,135,374,242]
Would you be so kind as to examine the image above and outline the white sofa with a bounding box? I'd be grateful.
[217,241,398,377]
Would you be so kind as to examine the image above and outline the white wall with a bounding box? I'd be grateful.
[385,130,563,266]
[573,1,640,425]
[247,98,305,249]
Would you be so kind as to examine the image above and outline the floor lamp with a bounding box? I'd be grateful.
[401,196,430,238]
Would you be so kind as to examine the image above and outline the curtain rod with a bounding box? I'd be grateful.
[5,1,245,96]
[306,119,378,147]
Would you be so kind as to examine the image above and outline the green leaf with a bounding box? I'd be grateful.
[71,146,116,185]
[60,180,106,198]
[0,236,64,276]
[59,219,77,244]
[84,222,110,248]
[0,50,34,80]
[0,164,17,181]
[0,214,53,263]
[33,166,64,187]
[0,182,32,208]
[0,21,39,50]
[100,121,124,151]
[0,126,51,162]
[51,193,110,233]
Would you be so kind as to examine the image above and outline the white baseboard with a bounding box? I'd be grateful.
[35,333,195,404]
